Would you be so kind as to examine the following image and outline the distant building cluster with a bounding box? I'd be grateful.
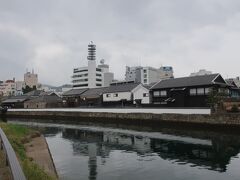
[0,70,38,97]
[1,41,240,111]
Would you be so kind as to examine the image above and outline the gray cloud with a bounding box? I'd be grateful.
[0,0,240,85]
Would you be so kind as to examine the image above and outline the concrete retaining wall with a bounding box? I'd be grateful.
[4,109,240,127]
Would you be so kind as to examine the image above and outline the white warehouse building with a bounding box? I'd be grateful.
[72,42,114,89]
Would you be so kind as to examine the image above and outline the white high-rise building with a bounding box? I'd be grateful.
[125,66,174,85]
[72,42,114,89]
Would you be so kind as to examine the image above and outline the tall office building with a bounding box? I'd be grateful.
[72,42,114,89]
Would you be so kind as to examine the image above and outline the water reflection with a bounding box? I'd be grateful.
[8,121,240,180]
[60,128,240,174]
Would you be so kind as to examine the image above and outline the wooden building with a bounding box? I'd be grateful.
[62,88,88,107]
[150,74,230,107]
[24,92,62,109]
[79,87,108,107]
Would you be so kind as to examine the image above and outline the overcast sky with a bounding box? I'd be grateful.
[1,0,240,86]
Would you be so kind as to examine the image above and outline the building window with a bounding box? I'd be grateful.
[153,91,166,97]
[96,79,102,82]
[106,94,111,97]
[197,88,205,95]
[144,74,147,78]
[143,93,149,97]
[143,69,147,73]
[74,69,88,73]
[114,93,118,97]
[153,91,160,97]
[160,90,167,97]
[96,74,102,77]
[72,79,87,83]
[144,79,147,83]
[190,88,197,96]
[205,88,210,94]
[96,84,102,87]
[73,84,88,87]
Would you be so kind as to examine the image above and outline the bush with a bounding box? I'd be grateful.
[231,104,239,113]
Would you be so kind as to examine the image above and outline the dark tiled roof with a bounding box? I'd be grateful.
[151,74,223,90]
[62,88,88,96]
[80,87,109,98]
[225,79,237,87]
[104,83,140,93]
[25,94,62,103]
[143,82,158,89]
[2,96,30,103]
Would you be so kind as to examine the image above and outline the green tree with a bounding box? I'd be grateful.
[22,85,37,94]
[207,88,228,113]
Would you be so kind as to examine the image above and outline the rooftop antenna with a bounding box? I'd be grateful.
[87,41,96,61]
[100,59,105,65]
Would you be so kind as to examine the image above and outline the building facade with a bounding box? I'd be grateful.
[150,74,229,107]
[15,81,25,96]
[125,66,174,85]
[24,70,38,88]
[72,42,114,89]
[0,79,16,96]
[102,82,140,106]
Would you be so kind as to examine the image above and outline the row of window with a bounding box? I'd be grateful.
[190,88,210,96]
[153,90,167,97]
[72,73,88,78]
[74,69,88,73]
[73,84,88,87]
[105,93,149,98]
[106,93,118,97]
[72,79,88,83]
[153,88,211,97]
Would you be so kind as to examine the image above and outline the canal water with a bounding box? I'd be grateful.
[7,120,240,180]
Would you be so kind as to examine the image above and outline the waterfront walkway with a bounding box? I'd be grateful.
[25,135,58,179]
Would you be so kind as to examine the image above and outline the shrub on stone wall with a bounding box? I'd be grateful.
[231,104,239,113]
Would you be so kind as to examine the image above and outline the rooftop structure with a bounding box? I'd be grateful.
[72,42,114,89]
[190,69,212,77]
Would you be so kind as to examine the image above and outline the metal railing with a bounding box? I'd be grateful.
[0,127,26,180]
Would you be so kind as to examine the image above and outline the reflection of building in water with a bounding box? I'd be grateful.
[88,143,97,180]
[103,132,151,154]
[62,128,240,174]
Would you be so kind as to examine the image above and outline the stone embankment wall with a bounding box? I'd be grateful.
[4,110,240,127]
